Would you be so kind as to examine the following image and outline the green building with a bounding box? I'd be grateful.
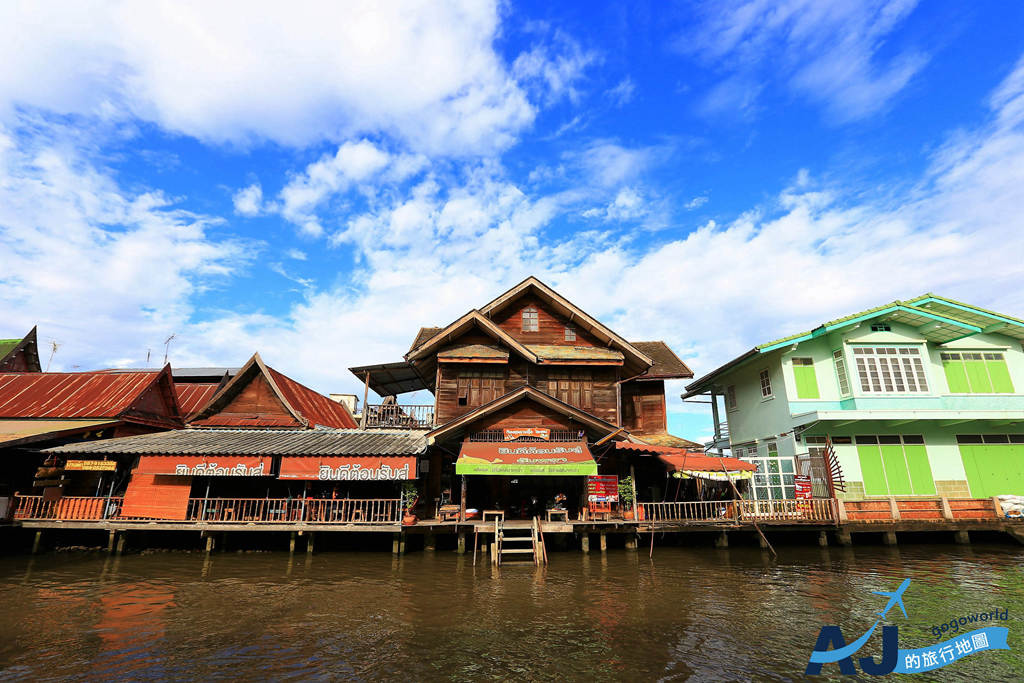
[682,295,1024,502]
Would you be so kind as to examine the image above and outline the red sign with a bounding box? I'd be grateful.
[794,474,812,512]
[136,455,272,476]
[586,475,618,503]
[503,427,551,441]
[279,456,416,481]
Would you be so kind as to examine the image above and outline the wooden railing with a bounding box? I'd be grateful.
[639,501,735,522]
[13,496,402,525]
[363,404,433,429]
[738,498,837,523]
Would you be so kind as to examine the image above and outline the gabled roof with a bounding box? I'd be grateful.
[189,353,357,429]
[426,385,624,444]
[405,311,539,364]
[410,327,443,352]
[683,294,1020,396]
[175,383,222,416]
[477,276,654,368]
[0,365,182,427]
[629,342,693,379]
[0,326,41,373]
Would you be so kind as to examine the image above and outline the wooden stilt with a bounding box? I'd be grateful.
[625,534,637,551]
[580,533,590,553]
[205,534,215,554]
[31,530,42,555]
[399,533,406,555]
[883,531,898,546]
[599,531,607,552]
[107,530,117,554]
[392,533,400,555]
[818,531,829,547]
[306,532,315,555]
[456,531,466,555]
[837,530,853,546]
[954,530,970,545]
[115,532,125,555]
[289,531,297,554]
[424,532,436,552]
[715,531,729,548]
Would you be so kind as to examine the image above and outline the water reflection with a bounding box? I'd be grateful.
[0,543,1021,681]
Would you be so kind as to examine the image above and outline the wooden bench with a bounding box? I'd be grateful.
[546,509,569,522]
[482,509,505,523]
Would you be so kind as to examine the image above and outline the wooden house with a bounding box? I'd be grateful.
[0,326,41,373]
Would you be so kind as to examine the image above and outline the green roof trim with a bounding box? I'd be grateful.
[0,340,20,359]
[906,293,1024,329]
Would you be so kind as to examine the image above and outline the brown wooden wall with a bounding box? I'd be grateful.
[467,402,577,433]
[620,379,666,434]
[434,360,619,425]
[198,375,301,427]
[490,294,601,347]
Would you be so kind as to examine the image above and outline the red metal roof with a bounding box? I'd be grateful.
[614,441,756,471]
[174,383,221,416]
[0,371,167,419]
[268,367,357,429]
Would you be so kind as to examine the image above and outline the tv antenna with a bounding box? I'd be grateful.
[163,334,176,365]
[45,340,61,372]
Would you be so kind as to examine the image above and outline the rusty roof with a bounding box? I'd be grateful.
[409,327,443,352]
[175,383,222,416]
[632,432,704,450]
[437,343,510,360]
[629,342,693,379]
[267,367,357,429]
[524,344,624,362]
[44,428,427,456]
[0,367,177,420]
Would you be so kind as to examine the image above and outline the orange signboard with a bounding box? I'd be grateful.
[503,427,550,441]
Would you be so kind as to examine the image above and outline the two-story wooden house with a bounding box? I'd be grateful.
[351,277,702,518]
[683,295,1024,503]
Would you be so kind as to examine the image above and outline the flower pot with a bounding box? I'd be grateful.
[402,513,417,526]
[623,510,635,521]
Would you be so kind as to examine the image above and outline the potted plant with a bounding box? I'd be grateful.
[401,482,419,526]
[619,476,636,520]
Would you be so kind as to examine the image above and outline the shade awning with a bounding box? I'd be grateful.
[348,361,428,396]
[456,441,598,476]
[0,419,119,448]
[135,455,272,476]
[279,456,416,481]
[658,453,757,481]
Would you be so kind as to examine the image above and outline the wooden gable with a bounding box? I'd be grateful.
[490,294,603,347]
[0,326,41,373]
[190,370,303,428]
[119,366,185,429]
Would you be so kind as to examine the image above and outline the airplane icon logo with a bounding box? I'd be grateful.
[872,577,911,619]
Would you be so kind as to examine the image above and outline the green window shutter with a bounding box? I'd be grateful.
[964,357,993,393]
[903,445,936,495]
[793,365,820,399]
[942,359,971,393]
[986,358,1014,393]
[880,444,912,495]
[858,445,889,496]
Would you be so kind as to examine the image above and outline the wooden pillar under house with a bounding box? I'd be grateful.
[460,475,467,523]
[360,371,370,429]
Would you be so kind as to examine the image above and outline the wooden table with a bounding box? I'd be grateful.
[482,509,505,523]
[546,509,569,522]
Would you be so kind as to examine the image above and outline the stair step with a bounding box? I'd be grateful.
[500,548,535,554]
[501,537,533,542]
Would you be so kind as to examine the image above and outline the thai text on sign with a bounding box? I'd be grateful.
[317,462,411,481]
[65,460,117,471]
[503,427,551,440]
[174,462,267,476]
[587,475,619,503]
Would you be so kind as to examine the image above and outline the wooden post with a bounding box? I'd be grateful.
[205,533,215,554]
[460,475,467,523]
[818,530,829,547]
[888,496,901,521]
[115,532,126,555]
[424,532,436,552]
[306,532,315,555]
[715,531,729,548]
[456,531,466,555]
[31,530,42,555]
[837,529,853,546]
[954,530,970,545]
[992,496,1004,518]
[399,533,407,555]
[940,497,953,520]
[625,534,637,551]
[836,499,849,522]
[599,531,607,552]
[758,534,768,550]
[580,533,590,554]
[392,533,400,555]
[360,371,370,429]
[289,531,297,554]
[107,530,117,554]
[883,530,897,546]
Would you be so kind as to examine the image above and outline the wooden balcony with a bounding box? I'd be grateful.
[362,404,433,429]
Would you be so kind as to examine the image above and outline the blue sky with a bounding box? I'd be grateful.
[2,1,1024,441]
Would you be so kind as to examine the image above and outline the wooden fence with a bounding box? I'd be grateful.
[640,498,837,524]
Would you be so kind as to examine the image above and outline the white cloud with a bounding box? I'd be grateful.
[685,195,709,210]
[232,183,263,216]
[286,249,307,261]
[582,187,648,222]
[575,140,658,187]
[0,1,539,153]
[512,30,599,106]
[0,121,253,369]
[681,0,927,121]
[606,78,636,107]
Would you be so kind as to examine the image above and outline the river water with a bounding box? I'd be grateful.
[0,542,1022,681]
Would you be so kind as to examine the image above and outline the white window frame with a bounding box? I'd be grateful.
[564,324,576,342]
[833,349,851,397]
[759,369,773,400]
[521,306,539,333]
[851,345,930,395]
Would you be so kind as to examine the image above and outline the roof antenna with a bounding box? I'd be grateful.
[45,340,60,372]
[163,334,176,365]
[146,348,151,367]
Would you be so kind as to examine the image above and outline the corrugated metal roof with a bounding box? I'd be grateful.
[409,327,443,352]
[348,361,428,396]
[632,432,704,449]
[630,341,693,378]
[524,345,624,361]
[267,367,357,428]
[44,428,427,456]
[0,419,119,447]
[0,371,166,419]
[175,383,221,415]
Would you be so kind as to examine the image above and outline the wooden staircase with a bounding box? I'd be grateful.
[493,517,547,566]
